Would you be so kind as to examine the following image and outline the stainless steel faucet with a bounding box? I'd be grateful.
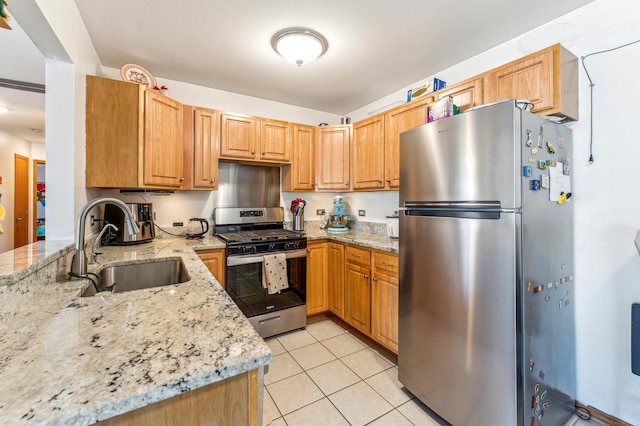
[89,223,118,264]
[70,198,140,276]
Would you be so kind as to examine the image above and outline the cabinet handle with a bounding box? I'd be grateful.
[179,177,185,182]
[210,178,216,184]
[262,151,266,155]
[386,179,391,183]
[364,274,369,279]
[378,180,383,183]
[345,182,349,186]
[372,277,378,282]
[307,249,310,253]
[251,149,255,155]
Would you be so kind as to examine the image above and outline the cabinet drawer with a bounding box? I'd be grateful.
[346,246,371,267]
[374,252,398,275]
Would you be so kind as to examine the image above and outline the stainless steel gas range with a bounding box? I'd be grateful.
[214,207,307,338]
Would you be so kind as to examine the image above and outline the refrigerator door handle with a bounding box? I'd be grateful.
[401,201,505,219]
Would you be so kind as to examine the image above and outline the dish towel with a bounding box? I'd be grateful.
[0,203,5,235]
[262,253,289,295]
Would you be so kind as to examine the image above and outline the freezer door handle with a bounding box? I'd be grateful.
[402,201,504,219]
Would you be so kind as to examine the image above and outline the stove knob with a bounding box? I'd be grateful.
[269,243,276,251]
[284,242,291,250]
[294,241,300,249]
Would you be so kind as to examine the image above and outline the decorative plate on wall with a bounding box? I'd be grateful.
[120,63,157,88]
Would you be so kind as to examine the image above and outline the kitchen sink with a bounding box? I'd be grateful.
[80,258,190,297]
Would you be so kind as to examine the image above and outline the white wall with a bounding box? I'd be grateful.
[348,0,640,422]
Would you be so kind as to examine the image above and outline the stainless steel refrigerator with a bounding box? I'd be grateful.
[398,101,575,426]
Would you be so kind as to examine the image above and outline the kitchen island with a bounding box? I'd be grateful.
[0,235,271,425]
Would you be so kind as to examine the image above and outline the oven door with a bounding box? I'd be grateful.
[226,249,307,338]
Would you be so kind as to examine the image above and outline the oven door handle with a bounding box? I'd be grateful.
[226,249,308,266]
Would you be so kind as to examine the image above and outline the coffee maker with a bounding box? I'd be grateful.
[103,202,155,245]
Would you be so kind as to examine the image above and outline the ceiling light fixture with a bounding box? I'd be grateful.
[271,27,328,67]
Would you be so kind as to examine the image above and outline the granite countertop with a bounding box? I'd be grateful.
[301,223,400,254]
[0,234,270,425]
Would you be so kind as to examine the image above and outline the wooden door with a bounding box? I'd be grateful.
[306,242,328,316]
[282,125,316,191]
[352,115,385,190]
[316,125,351,191]
[384,96,434,188]
[144,90,184,187]
[260,119,291,163]
[14,154,29,248]
[437,77,484,113]
[372,272,398,353]
[484,46,554,113]
[196,249,226,288]
[188,107,219,190]
[327,242,345,318]
[220,113,258,160]
[345,262,371,334]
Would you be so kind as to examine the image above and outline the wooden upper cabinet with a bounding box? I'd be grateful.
[86,75,184,189]
[183,106,219,190]
[282,124,316,191]
[484,43,578,121]
[384,96,434,189]
[219,113,259,160]
[259,119,291,162]
[316,125,351,191]
[352,115,385,190]
[437,77,484,113]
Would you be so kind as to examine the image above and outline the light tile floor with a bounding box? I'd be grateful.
[263,316,602,426]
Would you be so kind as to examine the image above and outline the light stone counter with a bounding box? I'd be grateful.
[0,234,270,425]
[299,221,400,254]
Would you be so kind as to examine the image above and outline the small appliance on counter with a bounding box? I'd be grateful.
[386,211,399,238]
[327,195,350,233]
[103,202,155,245]
[186,218,209,239]
[291,198,306,231]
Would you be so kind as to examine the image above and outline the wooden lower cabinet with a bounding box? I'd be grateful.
[327,242,345,318]
[101,369,259,426]
[196,249,226,289]
[371,252,399,353]
[306,241,329,316]
[345,262,371,335]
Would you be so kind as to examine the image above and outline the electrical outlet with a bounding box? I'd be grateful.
[90,215,96,227]
[173,221,183,227]
[316,209,326,215]
[358,210,366,217]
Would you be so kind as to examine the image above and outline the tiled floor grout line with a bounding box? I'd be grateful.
[266,317,421,426]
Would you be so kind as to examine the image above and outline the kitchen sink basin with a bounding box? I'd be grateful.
[80,258,190,297]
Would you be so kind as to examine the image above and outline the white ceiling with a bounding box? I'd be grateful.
[1,0,597,145]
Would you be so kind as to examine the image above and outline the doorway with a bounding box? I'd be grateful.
[14,154,29,248]
[33,160,45,242]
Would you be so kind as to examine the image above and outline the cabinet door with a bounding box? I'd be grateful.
[345,262,371,335]
[144,90,184,187]
[184,107,220,190]
[372,252,399,353]
[220,113,258,160]
[352,115,385,190]
[283,125,316,191]
[328,242,345,319]
[306,242,329,316]
[437,77,484,113]
[260,119,291,163]
[384,96,434,189]
[197,249,226,288]
[484,46,554,113]
[316,125,351,191]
